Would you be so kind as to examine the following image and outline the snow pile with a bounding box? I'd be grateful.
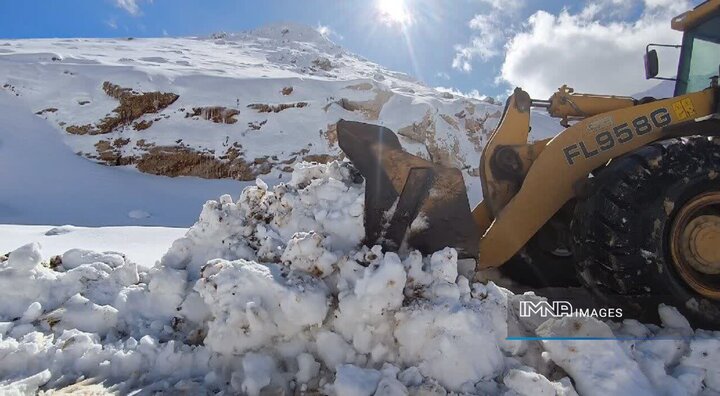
[2,162,720,394]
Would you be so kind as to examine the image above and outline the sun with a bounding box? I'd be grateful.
[376,0,412,26]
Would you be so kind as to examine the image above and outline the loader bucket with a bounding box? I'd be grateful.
[336,120,480,258]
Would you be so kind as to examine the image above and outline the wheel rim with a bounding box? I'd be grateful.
[670,191,720,299]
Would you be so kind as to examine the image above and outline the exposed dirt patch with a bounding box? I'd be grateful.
[133,120,153,131]
[439,114,459,130]
[334,90,392,120]
[93,140,133,166]
[281,86,293,96]
[324,122,338,146]
[136,146,272,181]
[78,100,91,106]
[248,120,267,130]
[93,139,270,180]
[186,106,240,124]
[455,109,499,152]
[66,81,178,135]
[135,139,155,149]
[35,108,58,115]
[2,83,19,96]
[247,102,308,113]
[66,125,95,135]
[219,145,243,162]
[302,154,339,163]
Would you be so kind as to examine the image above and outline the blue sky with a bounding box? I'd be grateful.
[0,1,699,98]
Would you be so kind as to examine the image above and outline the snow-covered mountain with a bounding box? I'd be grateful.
[0,23,559,211]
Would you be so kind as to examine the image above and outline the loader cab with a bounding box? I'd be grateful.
[674,13,720,96]
[644,1,720,96]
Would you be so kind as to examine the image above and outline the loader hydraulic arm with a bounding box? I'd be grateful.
[533,85,638,127]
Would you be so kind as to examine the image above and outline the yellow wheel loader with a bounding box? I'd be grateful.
[337,0,720,325]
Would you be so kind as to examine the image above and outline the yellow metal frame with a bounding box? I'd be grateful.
[475,88,717,268]
[672,0,720,32]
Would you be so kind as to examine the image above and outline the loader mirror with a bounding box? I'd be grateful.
[645,49,659,79]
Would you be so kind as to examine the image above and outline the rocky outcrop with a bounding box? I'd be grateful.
[247,102,308,113]
[186,107,240,124]
[332,90,392,120]
[66,82,178,135]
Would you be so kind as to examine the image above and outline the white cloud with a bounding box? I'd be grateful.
[452,17,504,71]
[435,86,487,101]
[499,1,689,98]
[115,0,139,15]
[479,0,524,12]
[451,0,523,72]
[436,71,451,80]
[115,0,151,16]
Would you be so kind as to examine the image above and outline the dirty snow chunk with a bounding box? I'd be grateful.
[375,375,409,396]
[333,249,406,360]
[160,160,363,281]
[61,248,125,270]
[680,335,720,391]
[5,242,43,270]
[403,250,431,289]
[240,352,276,396]
[40,294,118,335]
[430,247,457,283]
[281,231,337,277]
[315,330,356,369]
[255,177,268,190]
[19,302,43,324]
[394,302,505,391]
[331,364,381,396]
[658,304,692,335]
[345,251,406,317]
[196,259,329,355]
[537,316,656,396]
[0,243,63,319]
[0,243,139,322]
[374,364,409,396]
[296,353,320,384]
[503,368,578,396]
[397,366,424,388]
[160,198,254,279]
[0,369,51,395]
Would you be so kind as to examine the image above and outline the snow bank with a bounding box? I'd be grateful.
[1,162,720,394]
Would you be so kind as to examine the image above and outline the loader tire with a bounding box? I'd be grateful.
[500,205,581,288]
[572,137,720,327]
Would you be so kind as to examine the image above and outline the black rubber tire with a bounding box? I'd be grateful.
[572,136,720,328]
[500,211,581,288]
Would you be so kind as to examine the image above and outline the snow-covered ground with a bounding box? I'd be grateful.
[0,225,185,269]
[0,89,248,227]
[2,162,720,395]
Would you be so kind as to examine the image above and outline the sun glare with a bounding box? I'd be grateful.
[377,0,412,26]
